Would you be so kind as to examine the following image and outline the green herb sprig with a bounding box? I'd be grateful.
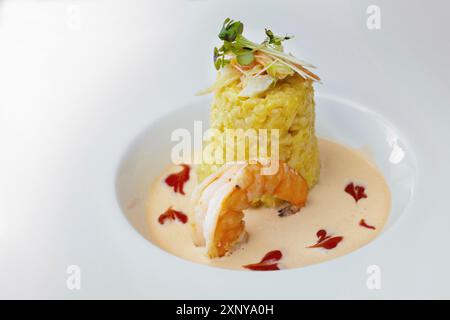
[214,18,255,69]
[212,18,319,82]
[264,29,292,49]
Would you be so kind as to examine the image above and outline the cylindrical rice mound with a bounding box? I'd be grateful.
[197,74,320,206]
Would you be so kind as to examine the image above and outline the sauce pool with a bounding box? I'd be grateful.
[146,139,391,270]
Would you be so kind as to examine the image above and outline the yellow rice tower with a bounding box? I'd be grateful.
[197,73,320,205]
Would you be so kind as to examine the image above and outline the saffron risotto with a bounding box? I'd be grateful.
[197,74,320,206]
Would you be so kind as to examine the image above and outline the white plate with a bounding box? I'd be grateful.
[116,95,416,252]
[1,0,450,299]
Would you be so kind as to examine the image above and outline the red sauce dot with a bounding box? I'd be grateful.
[317,229,329,242]
[345,182,367,202]
[158,207,188,225]
[307,229,343,250]
[359,219,376,230]
[165,165,190,195]
[243,250,282,271]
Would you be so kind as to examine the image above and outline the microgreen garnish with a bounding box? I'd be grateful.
[212,18,320,82]
[264,29,292,48]
[218,18,243,42]
[236,50,255,66]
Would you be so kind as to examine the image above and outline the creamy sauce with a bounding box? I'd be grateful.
[146,139,391,270]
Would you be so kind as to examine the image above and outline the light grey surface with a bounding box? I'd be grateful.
[1,0,450,299]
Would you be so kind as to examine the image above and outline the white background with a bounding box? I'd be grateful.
[1,0,450,299]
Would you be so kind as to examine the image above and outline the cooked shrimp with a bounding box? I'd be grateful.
[190,161,308,258]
